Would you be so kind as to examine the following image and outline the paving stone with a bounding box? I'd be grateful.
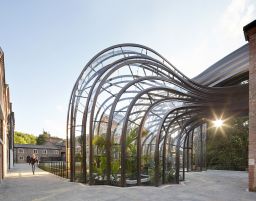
[0,164,256,201]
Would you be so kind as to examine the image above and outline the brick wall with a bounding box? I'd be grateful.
[244,20,256,192]
[0,48,14,181]
[249,33,256,191]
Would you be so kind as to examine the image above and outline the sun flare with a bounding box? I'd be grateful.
[213,119,224,128]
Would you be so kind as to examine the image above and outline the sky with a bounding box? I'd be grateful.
[0,0,255,138]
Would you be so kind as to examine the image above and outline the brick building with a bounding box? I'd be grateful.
[14,136,66,163]
[43,137,66,158]
[0,48,15,183]
[14,144,64,163]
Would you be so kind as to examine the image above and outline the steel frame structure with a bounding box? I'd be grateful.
[67,43,248,187]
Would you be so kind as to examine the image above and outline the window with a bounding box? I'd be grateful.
[54,150,59,155]
[42,149,47,154]
[18,148,24,153]
[33,149,38,154]
[19,156,24,160]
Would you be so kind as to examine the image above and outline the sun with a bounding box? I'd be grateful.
[213,119,224,128]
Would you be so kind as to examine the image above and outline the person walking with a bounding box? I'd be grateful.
[30,154,38,175]
[26,155,31,165]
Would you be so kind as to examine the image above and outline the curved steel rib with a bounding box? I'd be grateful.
[67,43,249,186]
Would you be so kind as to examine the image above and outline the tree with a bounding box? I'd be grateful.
[36,131,50,145]
[14,131,37,144]
[207,117,248,170]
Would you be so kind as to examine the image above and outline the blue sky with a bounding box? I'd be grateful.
[0,0,255,138]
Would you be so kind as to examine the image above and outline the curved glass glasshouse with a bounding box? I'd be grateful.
[67,44,248,186]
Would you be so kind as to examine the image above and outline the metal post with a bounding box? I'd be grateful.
[175,147,180,184]
[182,147,185,181]
[200,125,203,171]
[191,130,194,171]
[205,124,207,170]
[187,132,190,172]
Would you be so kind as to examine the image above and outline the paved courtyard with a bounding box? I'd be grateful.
[0,164,256,201]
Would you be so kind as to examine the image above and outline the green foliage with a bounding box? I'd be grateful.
[93,135,106,152]
[111,159,120,175]
[148,168,155,184]
[37,131,50,145]
[126,128,148,149]
[14,131,37,144]
[166,169,175,182]
[91,128,149,180]
[207,117,248,170]
[141,155,150,167]
[75,153,82,162]
[77,135,82,145]
[93,135,107,179]
[126,127,148,153]
[126,128,137,146]
[94,156,107,178]
[126,127,149,178]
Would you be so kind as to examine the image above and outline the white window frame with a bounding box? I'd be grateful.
[33,149,38,154]
[18,148,24,153]
[42,149,47,154]
[19,156,24,160]
[54,150,59,155]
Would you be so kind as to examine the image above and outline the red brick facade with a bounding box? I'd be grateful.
[244,20,256,192]
[0,48,15,183]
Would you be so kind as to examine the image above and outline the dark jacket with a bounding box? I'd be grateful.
[26,156,31,163]
[30,158,38,165]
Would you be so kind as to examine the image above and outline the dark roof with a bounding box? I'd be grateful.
[14,144,61,150]
[193,44,249,86]
[243,20,256,40]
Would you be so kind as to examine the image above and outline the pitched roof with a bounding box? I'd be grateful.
[14,144,61,150]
